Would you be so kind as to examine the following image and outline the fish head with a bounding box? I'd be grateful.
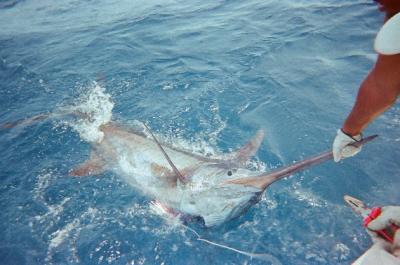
[187,162,261,184]
[179,163,264,227]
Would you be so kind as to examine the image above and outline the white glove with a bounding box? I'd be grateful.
[353,241,400,265]
[367,206,400,257]
[332,129,362,162]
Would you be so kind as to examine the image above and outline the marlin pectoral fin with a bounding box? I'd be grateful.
[70,160,105,176]
[232,129,265,166]
[69,151,106,177]
[150,163,178,187]
[150,163,173,176]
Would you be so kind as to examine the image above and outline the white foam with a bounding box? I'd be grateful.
[48,218,80,249]
[67,82,114,143]
[33,171,52,202]
[208,101,227,145]
[45,207,99,264]
[161,83,174,90]
[334,243,350,260]
[292,187,326,208]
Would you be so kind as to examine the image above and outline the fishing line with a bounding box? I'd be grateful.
[180,223,282,264]
[150,201,281,263]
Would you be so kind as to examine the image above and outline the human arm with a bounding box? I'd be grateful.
[345,0,400,136]
[342,54,400,136]
[332,0,400,162]
[333,54,400,162]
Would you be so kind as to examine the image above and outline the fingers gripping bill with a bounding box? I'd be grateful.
[332,129,363,162]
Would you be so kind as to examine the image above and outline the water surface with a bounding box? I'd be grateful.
[1,0,399,264]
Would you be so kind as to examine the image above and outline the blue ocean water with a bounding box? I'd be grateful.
[1,0,399,264]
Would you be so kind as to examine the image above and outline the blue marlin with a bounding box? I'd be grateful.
[3,92,377,227]
[65,121,376,227]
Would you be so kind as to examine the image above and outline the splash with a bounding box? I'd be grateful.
[67,82,114,143]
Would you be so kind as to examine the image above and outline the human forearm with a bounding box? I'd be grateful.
[342,75,396,136]
[342,55,400,136]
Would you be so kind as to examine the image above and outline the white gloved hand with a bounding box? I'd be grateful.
[367,206,400,257]
[332,129,362,162]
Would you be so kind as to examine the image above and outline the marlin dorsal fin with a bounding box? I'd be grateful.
[70,151,106,177]
[232,129,265,166]
[142,123,187,184]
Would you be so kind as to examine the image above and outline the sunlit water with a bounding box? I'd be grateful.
[1,0,399,264]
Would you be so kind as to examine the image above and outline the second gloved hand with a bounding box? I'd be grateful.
[332,129,362,162]
[367,206,400,257]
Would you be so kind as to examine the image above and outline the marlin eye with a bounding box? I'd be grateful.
[227,170,232,176]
